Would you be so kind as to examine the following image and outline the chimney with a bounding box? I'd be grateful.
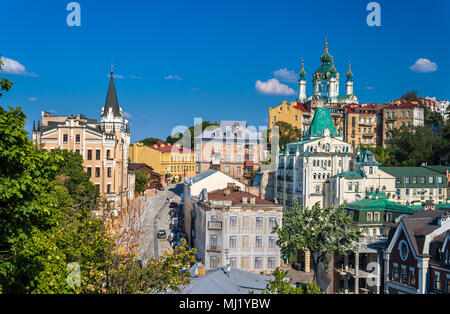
[224,188,231,196]
[249,197,256,205]
[242,197,248,205]
[227,183,234,189]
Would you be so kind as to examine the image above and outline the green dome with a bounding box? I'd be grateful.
[346,62,353,81]
[320,42,333,64]
[299,59,306,80]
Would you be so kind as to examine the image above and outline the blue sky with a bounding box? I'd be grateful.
[1,0,449,142]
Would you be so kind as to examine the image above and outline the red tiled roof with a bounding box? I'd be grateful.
[207,188,279,206]
[384,101,421,109]
[149,141,193,153]
[293,101,310,112]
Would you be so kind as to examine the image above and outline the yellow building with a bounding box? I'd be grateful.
[129,141,196,180]
[268,100,313,140]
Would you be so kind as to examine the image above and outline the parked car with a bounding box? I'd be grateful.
[157,230,166,239]
[156,183,164,191]
[169,202,178,208]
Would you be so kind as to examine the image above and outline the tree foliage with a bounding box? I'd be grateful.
[139,137,163,146]
[262,267,324,294]
[166,121,219,149]
[274,202,364,283]
[0,105,197,293]
[0,57,14,99]
[134,170,148,193]
[273,121,301,149]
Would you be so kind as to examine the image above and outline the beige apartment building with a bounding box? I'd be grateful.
[191,184,283,274]
[343,104,378,150]
[381,100,424,147]
[195,121,267,184]
[32,72,133,214]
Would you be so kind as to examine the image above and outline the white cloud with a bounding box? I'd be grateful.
[273,68,297,83]
[255,78,296,96]
[123,112,132,118]
[0,57,39,77]
[107,73,124,79]
[164,74,182,81]
[130,75,143,79]
[28,97,38,101]
[409,58,438,73]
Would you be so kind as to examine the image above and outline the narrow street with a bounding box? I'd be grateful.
[136,184,183,264]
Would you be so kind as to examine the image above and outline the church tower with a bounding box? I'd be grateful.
[346,62,354,96]
[298,59,307,102]
[101,70,127,133]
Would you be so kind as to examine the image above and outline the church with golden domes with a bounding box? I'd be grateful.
[298,41,358,106]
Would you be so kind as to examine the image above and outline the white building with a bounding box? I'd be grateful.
[190,184,283,274]
[275,106,354,210]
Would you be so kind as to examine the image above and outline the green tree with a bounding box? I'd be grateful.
[0,57,14,99]
[274,202,364,284]
[401,90,419,102]
[138,137,163,146]
[134,170,148,193]
[262,268,304,294]
[273,121,301,149]
[166,121,219,149]
[358,144,391,165]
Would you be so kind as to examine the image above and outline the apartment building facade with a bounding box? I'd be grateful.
[195,121,266,184]
[191,184,283,274]
[381,101,424,147]
[380,167,447,206]
[343,104,378,149]
[32,73,133,214]
[130,141,196,181]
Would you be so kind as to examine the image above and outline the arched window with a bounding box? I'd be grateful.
[313,160,316,167]
[315,185,321,193]
[313,173,317,180]
[328,160,331,167]
[348,182,353,191]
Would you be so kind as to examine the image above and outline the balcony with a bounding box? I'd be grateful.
[286,176,293,182]
[286,164,294,170]
[207,245,221,253]
[208,221,223,230]
[362,133,375,137]
[278,164,285,169]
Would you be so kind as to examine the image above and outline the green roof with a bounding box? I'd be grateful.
[345,198,419,214]
[380,166,447,188]
[307,107,338,138]
[424,166,450,174]
[332,171,364,179]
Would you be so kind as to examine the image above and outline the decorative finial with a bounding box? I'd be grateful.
[111,64,115,75]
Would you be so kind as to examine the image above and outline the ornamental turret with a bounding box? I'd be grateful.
[298,59,307,102]
[346,62,354,96]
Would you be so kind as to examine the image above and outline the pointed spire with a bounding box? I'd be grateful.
[33,121,36,132]
[346,61,353,81]
[299,58,306,80]
[102,66,121,117]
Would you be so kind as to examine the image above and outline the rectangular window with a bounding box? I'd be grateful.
[96,149,101,160]
[229,257,236,268]
[374,212,380,222]
[75,134,80,143]
[367,212,373,222]
[63,134,68,143]
[405,177,410,184]
[75,149,80,154]
[95,167,100,178]
[409,268,416,286]
[406,188,410,195]
[412,177,417,184]
[229,236,236,248]
[256,217,263,228]
[107,149,111,159]
[420,177,425,184]
[268,257,275,269]
[438,176,443,184]
[396,177,401,184]
[230,216,237,228]
[428,176,434,184]
[226,155,230,162]
[269,236,276,247]
[255,236,262,247]
[255,257,262,269]
[87,167,92,177]
[210,256,218,269]
[269,217,276,228]
[225,166,230,173]
[107,184,111,194]
[236,167,241,174]
[392,265,399,282]
[435,273,441,291]
[401,266,407,284]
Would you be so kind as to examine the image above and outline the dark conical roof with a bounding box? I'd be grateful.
[102,72,121,117]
